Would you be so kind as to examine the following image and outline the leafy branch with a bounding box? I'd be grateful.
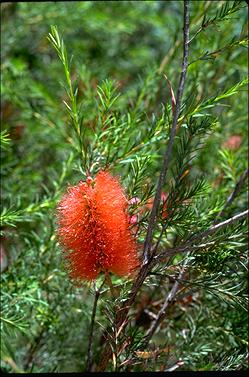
[189,1,246,44]
[189,37,249,65]
[156,209,249,262]
[216,168,248,220]
[47,26,86,168]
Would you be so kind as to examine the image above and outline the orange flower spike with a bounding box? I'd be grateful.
[56,171,140,282]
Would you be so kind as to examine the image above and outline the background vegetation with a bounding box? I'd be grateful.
[1,1,248,372]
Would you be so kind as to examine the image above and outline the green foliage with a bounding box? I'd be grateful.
[1,1,248,373]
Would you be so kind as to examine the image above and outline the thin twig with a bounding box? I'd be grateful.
[164,359,185,372]
[143,0,190,263]
[157,209,249,262]
[189,209,248,242]
[216,168,248,220]
[86,279,105,371]
[143,253,190,345]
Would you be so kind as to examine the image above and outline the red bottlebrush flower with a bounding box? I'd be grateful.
[57,171,139,281]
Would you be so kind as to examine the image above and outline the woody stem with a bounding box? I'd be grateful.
[86,278,105,371]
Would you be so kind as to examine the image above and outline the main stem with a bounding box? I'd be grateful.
[143,0,190,263]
